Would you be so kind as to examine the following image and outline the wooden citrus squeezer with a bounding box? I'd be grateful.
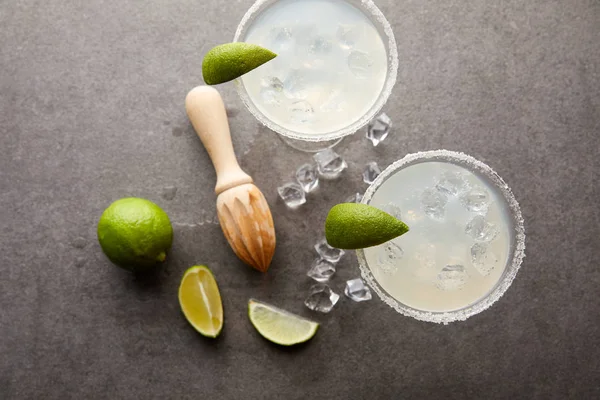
[185,86,276,272]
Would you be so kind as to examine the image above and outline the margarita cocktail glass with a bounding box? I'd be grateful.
[233,0,398,152]
[357,150,526,324]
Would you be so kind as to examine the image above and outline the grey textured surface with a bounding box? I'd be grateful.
[1,0,599,399]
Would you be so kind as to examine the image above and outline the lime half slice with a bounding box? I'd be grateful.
[248,299,319,346]
[178,265,223,338]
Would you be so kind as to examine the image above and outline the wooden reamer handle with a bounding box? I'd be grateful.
[185,86,253,195]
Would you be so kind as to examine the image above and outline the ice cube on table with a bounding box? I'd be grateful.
[381,203,402,220]
[366,113,392,146]
[436,171,469,196]
[313,148,347,179]
[344,278,372,302]
[336,24,361,49]
[290,100,315,124]
[314,238,345,263]
[471,243,498,276]
[465,215,499,242]
[436,264,469,291]
[260,77,284,105]
[304,284,340,313]
[421,188,448,219]
[362,161,381,184]
[307,258,336,282]
[277,182,306,208]
[295,163,319,193]
[345,192,363,203]
[347,50,373,78]
[460,187,490,212]
[377,241,403,275]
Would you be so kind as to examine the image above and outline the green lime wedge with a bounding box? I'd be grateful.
[325,203,409,250]
[202,43,277,85]
[248,299,319,346]
[179,266,224,338]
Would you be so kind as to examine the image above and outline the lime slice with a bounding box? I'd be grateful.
[325,203,409,249]
[178,266,223,338]
[202,43,277,85]
[248,299,319,346]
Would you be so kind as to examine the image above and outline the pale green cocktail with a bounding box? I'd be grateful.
[234,0,398,146]
[357,151,526,323]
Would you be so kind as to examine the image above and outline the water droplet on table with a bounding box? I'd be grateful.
[72,237,87,249]
[74,257,87,268]
[172,127,184,137]
[161,186,177,201]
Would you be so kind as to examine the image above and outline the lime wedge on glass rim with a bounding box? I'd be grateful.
[248,299,319,346]
[178,265,224,338]
[202,43,277,85]
[325,203,409,250]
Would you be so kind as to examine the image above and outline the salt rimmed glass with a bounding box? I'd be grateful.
[356,150,526,324]
[233,0,398,149]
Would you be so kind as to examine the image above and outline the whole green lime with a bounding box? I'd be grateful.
[97,197,173,271]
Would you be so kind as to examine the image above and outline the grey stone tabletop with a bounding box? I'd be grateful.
[1,0,599,399]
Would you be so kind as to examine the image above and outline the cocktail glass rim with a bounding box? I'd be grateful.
[232,0,398,143]
[356,150,526,324]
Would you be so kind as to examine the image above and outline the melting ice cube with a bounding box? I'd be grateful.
[471,243,498,276]
[290,100,315,124]
[436,265,469,291]
[436,171,469,197]
[344,278,372,302]
[295,163,319,193]
[421,188,448,219]
[362,161,381,184]
[377,241,403,275]
[307,258,336,282]
[260,77,284,105]
[366,113,392,146]
[465,215,499,242]
[313,148,347,179]
[314,238,345,263]
[348,50,373,78]
[461,187,490,212]
[269,27,293,52]
[277,182,306,208]
[304,284,340,313]
[336,24,361,49]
